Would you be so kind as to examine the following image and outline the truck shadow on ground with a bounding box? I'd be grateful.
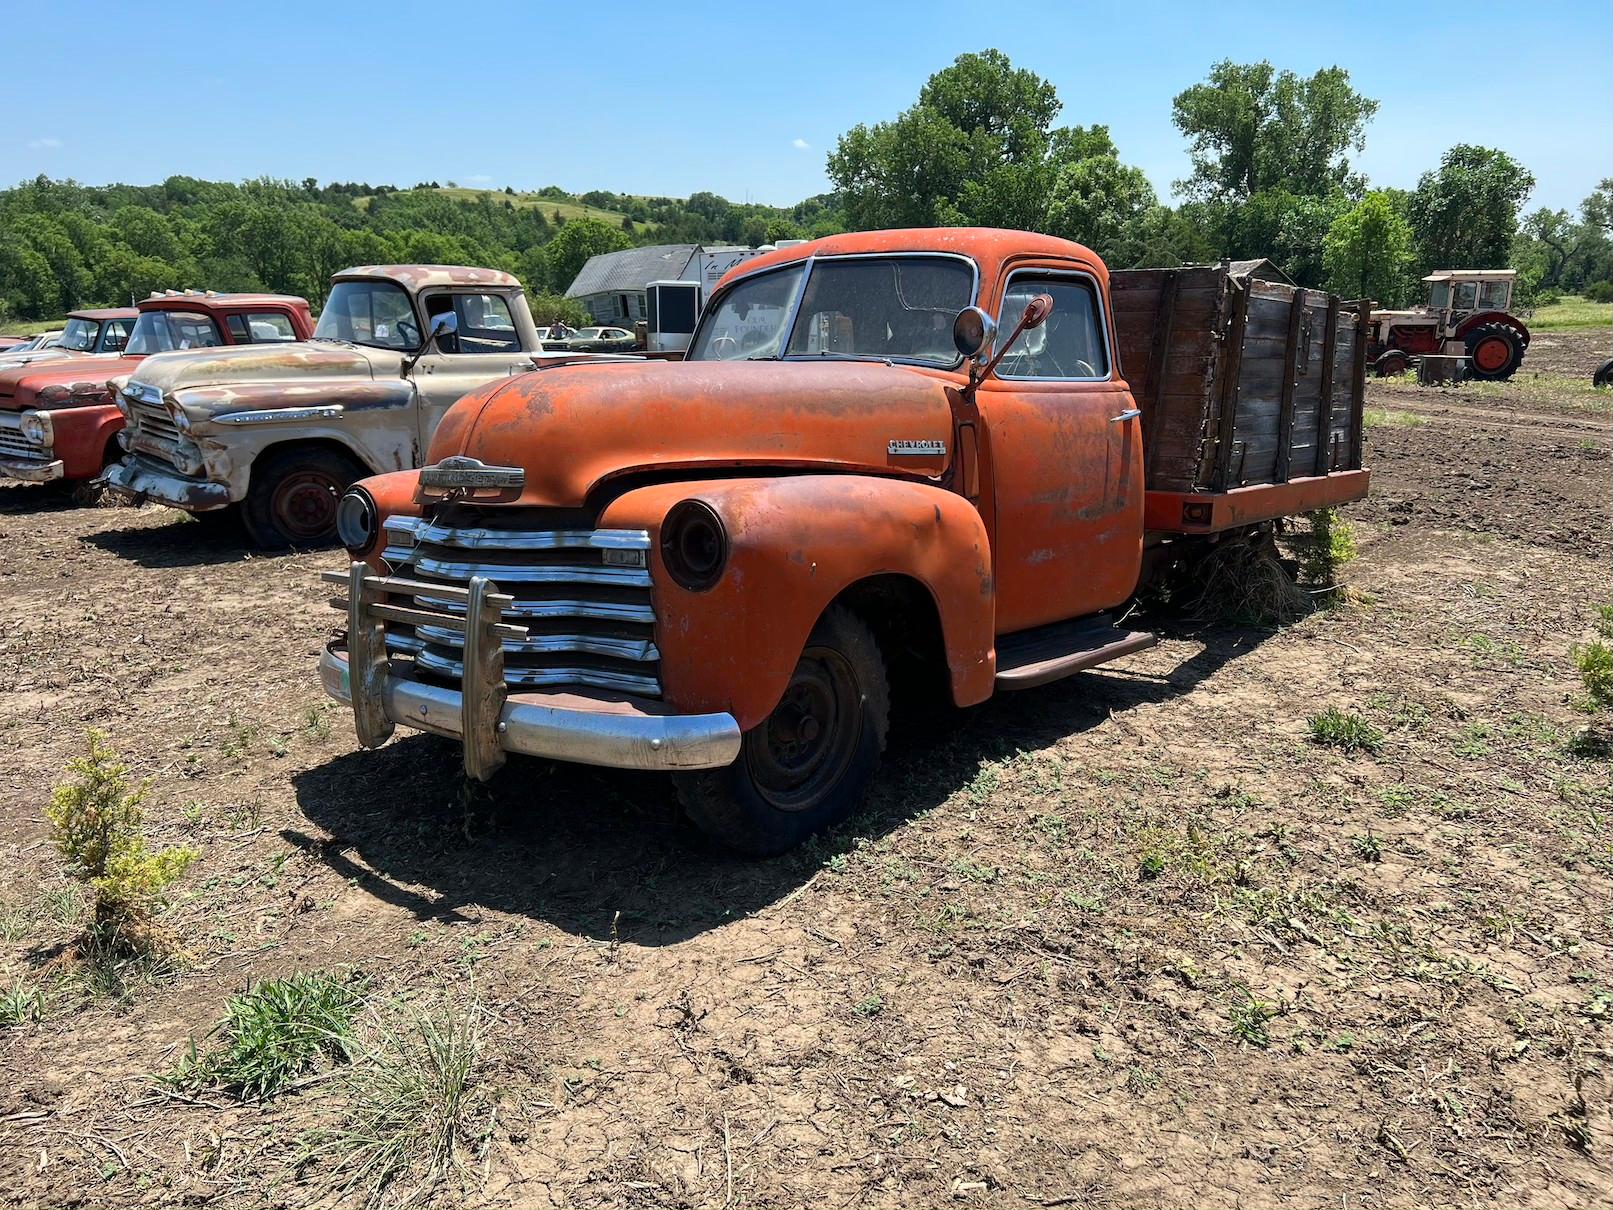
[289,618,1257,946]
[0,482,84,516]
[78,512,261,568]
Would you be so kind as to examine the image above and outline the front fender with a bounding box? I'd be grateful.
[599,475,996,731]
[42,404,123,480]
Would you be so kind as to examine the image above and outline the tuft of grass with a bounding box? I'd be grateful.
[1573,605,1613,711]
[316,998,492,1205]
[1186,534,1309,626]
[1364,407,1427,428]
[0,978,48,1027]
[1295,508,1357,589]
[1351,832,1384,863]
[854,993,885,1018]
[1228,987,1280,1048]
[169,971,365,1101]
[1307,708,1385,755]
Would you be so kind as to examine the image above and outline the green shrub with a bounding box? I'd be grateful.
[170,972,365,1100]
[1296,508,1357,587]
[45,731,197,953]
[1575,605,1613,710]
[1307,707,1384,755]
[1585,281,1613,304]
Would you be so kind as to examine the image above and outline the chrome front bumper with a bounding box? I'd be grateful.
[101,455,231,510]
[0,457,64,482]
[320,562,740,777]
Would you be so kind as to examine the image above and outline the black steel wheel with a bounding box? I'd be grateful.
[675,605,890,856]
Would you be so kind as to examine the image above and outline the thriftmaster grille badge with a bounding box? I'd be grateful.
[887,439,946,456]
[419,456,526,489]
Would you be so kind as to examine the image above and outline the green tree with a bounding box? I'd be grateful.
[541,217,630,293]
[1408,144,1535,272]
[1323,192,1415,303]
[1172,61,1378,202]
[827,50,1126,231]
[1219,189,1351,286]
[1043,156,1159,267]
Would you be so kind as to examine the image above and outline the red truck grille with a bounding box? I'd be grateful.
[0,412,50,465]
[377,514,661,698]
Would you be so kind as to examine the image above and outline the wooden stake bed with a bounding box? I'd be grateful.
[1111,264,1370,535]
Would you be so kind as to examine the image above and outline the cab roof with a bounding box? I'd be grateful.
[1423,269,1516,281]
[67,307,138,321]
[138,290,311,312]
[333,264,522,290]
[718,227,1106,294]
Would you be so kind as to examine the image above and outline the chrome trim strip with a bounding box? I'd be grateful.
[321,645,738,772]
[408,645,663,696]
[407,554,652,587]
[413,595,656,625]
[388,515,649,552]
[413,624,659,662]
[215,405,344,425]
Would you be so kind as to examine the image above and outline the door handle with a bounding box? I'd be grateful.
[1109,408,1141,423]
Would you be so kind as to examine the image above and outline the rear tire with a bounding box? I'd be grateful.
[1464,322,1525,381]
[1374,350,1410,378]
[241,446,365,550]
[674,605,890,857]
[1593,357,1613,390]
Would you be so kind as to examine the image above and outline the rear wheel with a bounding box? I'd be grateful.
[242,446,365,550]
[1464,322,1525,381]
[1374,349,1410,378]
[1593,357,1613,390]
[674,605,890,856]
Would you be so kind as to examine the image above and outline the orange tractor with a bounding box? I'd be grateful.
[1367,269,1529,380]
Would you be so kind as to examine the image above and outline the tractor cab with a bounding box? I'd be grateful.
[1424,270,1514,317]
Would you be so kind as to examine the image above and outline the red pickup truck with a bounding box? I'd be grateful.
[321,228,1370,854]
[0,291,313,487]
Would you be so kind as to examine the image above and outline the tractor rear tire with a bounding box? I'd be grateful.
[1464,322,1525,381]
[1374,350,1411,378]
[1593,357,1613,390]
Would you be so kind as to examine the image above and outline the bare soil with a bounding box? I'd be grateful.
[1,333,1610,1209]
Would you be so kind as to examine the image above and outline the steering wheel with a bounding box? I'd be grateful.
[395,318,420,347]
[710,334,738,359]
[1071,359,1097,377]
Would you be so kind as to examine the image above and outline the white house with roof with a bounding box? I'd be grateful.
[564,244,774,325]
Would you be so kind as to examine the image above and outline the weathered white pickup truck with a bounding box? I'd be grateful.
[104,264,576,548]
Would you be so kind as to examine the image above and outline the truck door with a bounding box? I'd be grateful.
[410,291,535,458]
[975,268,1144,634]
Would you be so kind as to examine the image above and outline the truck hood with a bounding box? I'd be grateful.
[131,341,381,399]
[431,358,960,508]
[0,355,144,409]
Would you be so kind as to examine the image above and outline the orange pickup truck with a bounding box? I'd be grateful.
[320,228,1370,854]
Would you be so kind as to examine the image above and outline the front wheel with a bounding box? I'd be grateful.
[241,446,365,550]
[674,605,890,857]
[1464,322,1525,381]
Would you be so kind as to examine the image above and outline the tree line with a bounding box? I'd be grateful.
[2,51,1608,325]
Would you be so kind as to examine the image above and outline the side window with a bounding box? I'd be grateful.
[1452,281,1478,311]
[103,320,132,351]
[246,312,298,342]
[425,292,520,354]
[997,276,1109,380]
[226,314,251,342]
[1477,281,1510,311]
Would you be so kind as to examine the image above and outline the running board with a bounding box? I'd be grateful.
[993,618,1158,690]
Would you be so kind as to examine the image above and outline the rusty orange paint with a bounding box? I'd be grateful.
[1143,470,1371,533]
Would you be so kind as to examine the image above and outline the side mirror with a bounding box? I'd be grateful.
[428,311,459,353]
[953,306,997,360]
[1019,293,1054,331]
[967,293,1057,388]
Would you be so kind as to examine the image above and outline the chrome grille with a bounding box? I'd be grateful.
[124,385,182,444]
[0,412,50,464]
[381,514,661,697]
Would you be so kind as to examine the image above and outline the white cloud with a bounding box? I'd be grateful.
[792,138,811,151]
[27,137,62,149]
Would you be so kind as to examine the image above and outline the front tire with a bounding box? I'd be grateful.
[674,605,890,857]
[241,446,365,550]
[1464,322,1525,381]
[1374,349,1410,378]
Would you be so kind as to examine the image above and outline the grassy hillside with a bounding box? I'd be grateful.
[353,187,652,234]
[1526,294,1613,331]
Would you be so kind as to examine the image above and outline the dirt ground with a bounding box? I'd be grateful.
[1,329,1609,1209]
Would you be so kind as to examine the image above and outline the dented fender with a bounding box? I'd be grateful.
[599,475,997,732]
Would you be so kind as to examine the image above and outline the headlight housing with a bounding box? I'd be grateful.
[660,499,727,591]
[336,485,378,556]
[19,410,52,447]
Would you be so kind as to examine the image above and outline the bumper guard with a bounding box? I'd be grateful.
[320,562,741,778]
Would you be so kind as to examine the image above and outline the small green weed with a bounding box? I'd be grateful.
[1228,987,1280,1048]
[1351,832,1383,862]
[854,993,885,1018]
[1307,708,1384,755]
[169,971,365,1101]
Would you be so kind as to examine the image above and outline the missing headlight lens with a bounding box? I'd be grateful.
[336,486,377,555]
[660,499,727,591]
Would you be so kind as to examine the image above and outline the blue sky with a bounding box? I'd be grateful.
[8,0,1608,214]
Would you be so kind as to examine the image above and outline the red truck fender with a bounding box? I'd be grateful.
[44,404,125,479]
[598,475,998,731]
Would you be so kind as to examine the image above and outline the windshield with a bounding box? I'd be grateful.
[315,281,419,350]
[689,256,973,365]
[1427,280,1451,309]
[60,318,100,352]
[125,311,224,355]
